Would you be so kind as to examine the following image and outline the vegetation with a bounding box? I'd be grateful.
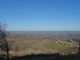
[39,42,73,51]
[0,22,9,60]
[0,31,80,60]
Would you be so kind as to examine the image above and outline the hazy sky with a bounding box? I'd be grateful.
[0,0,80,31]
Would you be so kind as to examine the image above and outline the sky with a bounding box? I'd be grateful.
[0,0,80,31]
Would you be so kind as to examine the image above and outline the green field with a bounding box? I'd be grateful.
[39,42,73,51]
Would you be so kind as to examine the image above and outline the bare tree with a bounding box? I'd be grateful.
[0,22,9,60]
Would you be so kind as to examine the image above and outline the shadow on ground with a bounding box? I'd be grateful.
[0,53,80,60]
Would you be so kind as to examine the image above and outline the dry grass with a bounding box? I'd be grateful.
[6,33,79,58]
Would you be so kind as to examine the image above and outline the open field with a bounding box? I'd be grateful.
[0,31,80,60]
[5,32,80,57]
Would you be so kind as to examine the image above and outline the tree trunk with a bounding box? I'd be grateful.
[6,43,9,60]
[7,49,9,60]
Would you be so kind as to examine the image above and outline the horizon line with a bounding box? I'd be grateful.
[6,30,80,32]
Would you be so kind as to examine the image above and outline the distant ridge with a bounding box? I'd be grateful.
[7,31,80,34]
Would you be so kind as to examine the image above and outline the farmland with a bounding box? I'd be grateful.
[4,32,79,57]
[0,31,80,60]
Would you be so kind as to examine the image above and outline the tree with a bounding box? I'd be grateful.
[0,22,9,60]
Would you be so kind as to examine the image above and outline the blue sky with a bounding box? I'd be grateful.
[0,0,80,31]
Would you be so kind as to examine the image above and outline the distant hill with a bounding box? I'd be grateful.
[7,31,80,34]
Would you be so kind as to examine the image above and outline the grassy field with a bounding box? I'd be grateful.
[39,42,73,51]
[0,33,80,60]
